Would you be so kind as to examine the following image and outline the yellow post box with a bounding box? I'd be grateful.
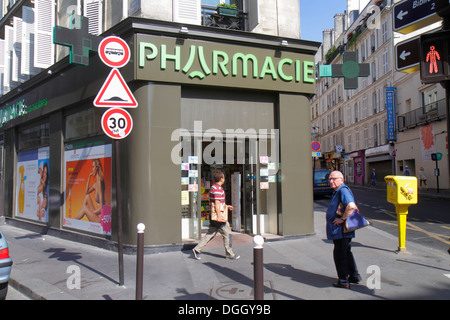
[384,175,418,252]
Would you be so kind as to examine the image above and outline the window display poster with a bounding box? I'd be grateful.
[16,147,50,222]
[64,143,112,235]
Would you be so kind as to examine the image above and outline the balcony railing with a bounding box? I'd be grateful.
[397,99,447,131]
[201,4,247,31]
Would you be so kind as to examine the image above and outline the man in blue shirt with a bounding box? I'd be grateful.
[326,171,361,289]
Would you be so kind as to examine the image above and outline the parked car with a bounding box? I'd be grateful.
[313,169,333,196]
[0,229,12,300]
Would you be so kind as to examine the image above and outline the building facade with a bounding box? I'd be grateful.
[311,0,448,190]
[0,0,320,249]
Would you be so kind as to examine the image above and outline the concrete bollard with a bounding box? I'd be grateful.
[136,223,145,300]
[253,235,264,300]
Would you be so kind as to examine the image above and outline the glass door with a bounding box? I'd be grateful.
[243,138,257,234]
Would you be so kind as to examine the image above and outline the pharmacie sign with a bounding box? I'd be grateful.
[0,98,48,128]
[136,34,315,94]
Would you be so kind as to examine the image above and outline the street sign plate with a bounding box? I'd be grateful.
[101,108,133,139]
[94,68,138,108]
[98,36,131,68]
[431,152,443,161]
[311,141,321,152]
[393,0,440,34]
[312,151,321,157]
[395,36,420,73]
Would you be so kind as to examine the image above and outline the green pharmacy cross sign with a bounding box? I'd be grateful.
[319,51,370,89]
[53,15,103,66]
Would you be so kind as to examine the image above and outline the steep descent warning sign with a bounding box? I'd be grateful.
[94,68,138,108]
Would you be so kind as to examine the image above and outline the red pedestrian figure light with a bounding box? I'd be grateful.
[426,46,440,74]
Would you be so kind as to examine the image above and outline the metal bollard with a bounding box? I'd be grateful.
[253,235,264,300]
[136,223,145,300]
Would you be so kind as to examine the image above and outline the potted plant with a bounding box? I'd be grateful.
[217,3,239,17]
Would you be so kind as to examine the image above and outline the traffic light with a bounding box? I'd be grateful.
[420,30,450,84]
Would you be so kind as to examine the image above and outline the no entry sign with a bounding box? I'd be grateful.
[98,36,131,68]
[101,108,133,139]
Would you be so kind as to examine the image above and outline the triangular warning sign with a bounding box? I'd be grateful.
[94,68,138,108]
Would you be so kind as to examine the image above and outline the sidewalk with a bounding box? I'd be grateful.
[2,202,450,300]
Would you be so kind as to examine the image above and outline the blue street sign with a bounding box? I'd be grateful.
[393,0,440,34]
[386,87,397,142]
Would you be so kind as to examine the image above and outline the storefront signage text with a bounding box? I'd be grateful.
[136,35,316,94]
[139,42,314,83]
[0,98,48,128]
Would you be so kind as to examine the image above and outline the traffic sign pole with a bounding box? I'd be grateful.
[96,36,135,287]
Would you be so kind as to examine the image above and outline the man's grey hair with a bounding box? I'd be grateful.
[330,170,344,178]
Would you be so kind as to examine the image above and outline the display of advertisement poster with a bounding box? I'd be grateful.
[63,142,112,235]
[420,123,436,161]
[15,147,50,222]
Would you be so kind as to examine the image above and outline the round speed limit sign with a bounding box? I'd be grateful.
[101,108,133,139]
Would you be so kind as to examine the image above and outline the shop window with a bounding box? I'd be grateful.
[16,122,50,223]
[65,108,103,140]
[18,122,50,150]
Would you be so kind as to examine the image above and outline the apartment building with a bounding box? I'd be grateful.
[312,0,395,185]
[0,0,320,248]
[311,0,448,189]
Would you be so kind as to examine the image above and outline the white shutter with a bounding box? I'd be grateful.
[13,16,28,83]
[12,17,22,82]
[173,0,201,25]
[4,26,14,93]
[0,39,5,96]
[34,0,55,69]
[84,0,103,35]
[248,0,259,31]
[22,6,40,76]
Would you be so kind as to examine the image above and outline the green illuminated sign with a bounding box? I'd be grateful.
[53,15,102,66]
[136,35,316,94]
[319,51,370,89]
[0,98,48,127]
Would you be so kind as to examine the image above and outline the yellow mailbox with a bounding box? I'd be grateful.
[384,175,418,252]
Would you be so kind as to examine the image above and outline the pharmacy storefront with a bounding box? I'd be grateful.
[1,18,319,248]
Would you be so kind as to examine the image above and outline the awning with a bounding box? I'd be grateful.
[365,144,393,158]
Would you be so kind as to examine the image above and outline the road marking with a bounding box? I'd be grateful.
[371,210,450,246]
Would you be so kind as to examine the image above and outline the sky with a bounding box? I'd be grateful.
[300,0,348,43]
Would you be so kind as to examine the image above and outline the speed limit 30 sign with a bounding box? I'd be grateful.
[101,108,133,139]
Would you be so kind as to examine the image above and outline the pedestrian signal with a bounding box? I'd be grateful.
[425,46,441,75]
[420,30,450,83]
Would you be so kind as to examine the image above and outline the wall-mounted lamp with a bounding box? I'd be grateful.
[280,40,288,46]
[180,26,189,34]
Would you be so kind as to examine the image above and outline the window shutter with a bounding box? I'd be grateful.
[12,17,23,82]
[173,0,201,25]
[84,0,103,35]
[4,26,14,93]
[22,6,40,76]
[34,0,55,69]
[248,0,259,31]
[0,39,5,96]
